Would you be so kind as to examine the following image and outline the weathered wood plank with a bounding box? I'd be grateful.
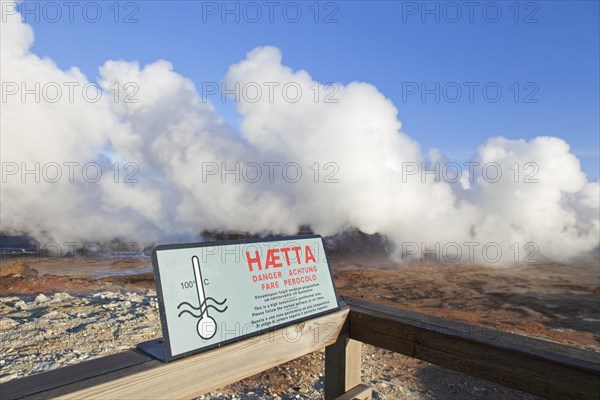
[324,317,362,400]
[344,340,362,389]
[335,384,372,400]
[0,349,160,400]
[46,307,349,400]
[345,296,600,400]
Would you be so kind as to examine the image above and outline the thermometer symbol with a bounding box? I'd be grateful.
[177,256,227,339]
[192,256,217,339]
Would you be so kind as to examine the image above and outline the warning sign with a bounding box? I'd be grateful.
[149,235,339,361]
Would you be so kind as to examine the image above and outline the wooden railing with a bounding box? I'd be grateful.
[1,297,598,399]
[327,297,600,400]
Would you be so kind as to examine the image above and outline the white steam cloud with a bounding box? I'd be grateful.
[1,3,598,264]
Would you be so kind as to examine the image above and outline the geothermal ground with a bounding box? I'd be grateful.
[0,252,598,399]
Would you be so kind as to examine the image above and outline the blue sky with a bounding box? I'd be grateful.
[19,0,600,179]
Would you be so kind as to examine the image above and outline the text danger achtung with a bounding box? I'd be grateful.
[246,246,319,291]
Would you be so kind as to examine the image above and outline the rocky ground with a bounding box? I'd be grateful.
[0,290,160,383]
[0,255,598,399]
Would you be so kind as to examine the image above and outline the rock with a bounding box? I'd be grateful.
[93,292,125,301]
[35,294,49,303]
[14,300,27,309]
[42,310,68,320]
[126,293,143,303]
[0,261,38,278]
[0,296,20,303]
[1,318,19,329]
[33,361,61,373]
[51,293,73,303]
[0,373,20,384]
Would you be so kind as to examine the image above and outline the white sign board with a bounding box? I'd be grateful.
[142,235,339,361]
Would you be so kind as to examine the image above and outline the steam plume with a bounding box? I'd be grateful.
[1,3,598,264]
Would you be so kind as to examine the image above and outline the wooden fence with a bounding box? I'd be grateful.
[1,297,598,399]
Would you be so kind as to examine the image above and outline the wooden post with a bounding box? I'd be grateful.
[324,315,363,400]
